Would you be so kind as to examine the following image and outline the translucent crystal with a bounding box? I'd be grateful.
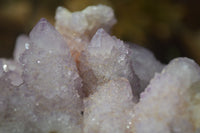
[0,19,83,133]
[21,18,81,98]
[56,4,116,35]
[0,4,199,133]
[79,29,140,99]
[55,5,116,61]
[132,58,200,133]
[84,78,135,133]
[129,44,164,91]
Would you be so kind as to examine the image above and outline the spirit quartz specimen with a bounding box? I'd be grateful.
[0,4,199,133]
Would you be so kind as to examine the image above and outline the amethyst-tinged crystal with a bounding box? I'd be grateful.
[0,4,199,133]
[79,28,140,99]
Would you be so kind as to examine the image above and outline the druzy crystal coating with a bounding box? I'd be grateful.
[0,5,200,133]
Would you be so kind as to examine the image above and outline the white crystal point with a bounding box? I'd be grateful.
[55,4,116,36]
[129,44,164,91]
[30,18,69,55]
[84,78,135,133]
[21,18,82,97]
[88,28,116,56]
[132,57,200,133]
[13,35,30,62]
[1,4,200,133]
[55,5,116,62]
[18,19,83,132]
[79,29,140,98]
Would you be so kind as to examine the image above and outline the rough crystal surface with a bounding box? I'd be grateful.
[21,18,81,98]
[55,5,116,36]
[0,4,199,133]
[55,5,116,61]
[84,78,135,133]
[132,58,200,133]
[0,18,83,133]
[79,28,140,99]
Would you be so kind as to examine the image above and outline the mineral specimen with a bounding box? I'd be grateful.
[132,58,200,133]
[55,5,116,62]
[0,4,199,133]
[84,78,135,133]
[79,28,140,99]
[129,44,164,92]
[0,18,83,133]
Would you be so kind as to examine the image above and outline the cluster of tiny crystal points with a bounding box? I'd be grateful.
[0,5,200,133]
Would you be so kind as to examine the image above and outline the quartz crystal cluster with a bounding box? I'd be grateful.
[0,4,200,133]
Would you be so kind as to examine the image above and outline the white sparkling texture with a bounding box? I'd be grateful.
[55,5,116,62]
[83,78,135,133]
[0,18,83,133]
[79,28,140,100]
[0,4,199,133]
[132,58,200,133]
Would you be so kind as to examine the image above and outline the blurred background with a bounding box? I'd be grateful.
[0,0,200,64]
